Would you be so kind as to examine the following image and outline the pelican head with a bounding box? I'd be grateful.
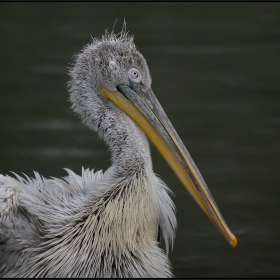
[69,31,152,138]
[69,30,236,250]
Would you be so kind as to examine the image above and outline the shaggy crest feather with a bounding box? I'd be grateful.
[0,29,177,277]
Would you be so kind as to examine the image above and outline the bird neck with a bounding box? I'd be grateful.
[70,80,153,178]
[101,108,153,178]
[68,40,154,180]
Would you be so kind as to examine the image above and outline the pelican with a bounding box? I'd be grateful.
[0,30,237,278]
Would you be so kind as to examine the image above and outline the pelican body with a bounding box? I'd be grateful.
[0,31,236,277]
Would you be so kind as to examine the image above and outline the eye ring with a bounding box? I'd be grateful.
[128,68,142,82]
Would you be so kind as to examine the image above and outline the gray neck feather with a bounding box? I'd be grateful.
[68,36,153,179]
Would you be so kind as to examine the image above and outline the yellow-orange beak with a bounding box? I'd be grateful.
[102,84,237,248]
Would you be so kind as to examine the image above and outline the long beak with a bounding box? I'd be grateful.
[102,84,237,248]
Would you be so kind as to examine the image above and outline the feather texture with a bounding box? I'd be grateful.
[0,30,177,277]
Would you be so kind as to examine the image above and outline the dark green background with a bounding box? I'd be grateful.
[0,3,279,277]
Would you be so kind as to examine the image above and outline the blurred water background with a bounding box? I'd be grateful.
[0,2,279,277]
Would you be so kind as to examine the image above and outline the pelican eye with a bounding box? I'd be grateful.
[128,68,141,82]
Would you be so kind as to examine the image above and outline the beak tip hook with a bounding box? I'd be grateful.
[230,235,238,248]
